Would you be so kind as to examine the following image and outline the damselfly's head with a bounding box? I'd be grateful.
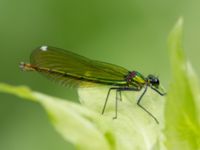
[146,74,159,88]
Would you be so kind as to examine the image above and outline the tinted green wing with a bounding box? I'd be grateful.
[30,46,129,87]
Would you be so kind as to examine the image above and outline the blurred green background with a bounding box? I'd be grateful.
[0,0,200,150]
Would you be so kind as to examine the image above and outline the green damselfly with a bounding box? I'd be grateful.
[20,45,166,124]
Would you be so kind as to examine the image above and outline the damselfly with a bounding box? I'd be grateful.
[20,45,166,124]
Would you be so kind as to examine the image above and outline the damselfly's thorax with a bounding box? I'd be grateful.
[125,71,146,88]
[125,71,160,89]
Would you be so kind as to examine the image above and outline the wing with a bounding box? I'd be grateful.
[30,45,129,87]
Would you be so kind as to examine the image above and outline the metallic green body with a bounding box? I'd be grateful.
[29,45,147,88]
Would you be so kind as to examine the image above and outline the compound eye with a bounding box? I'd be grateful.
[154,78,159,86]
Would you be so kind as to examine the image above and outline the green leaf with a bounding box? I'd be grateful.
[0,82,166,150]
[0,83,111,150]
[165,18,200,149]
[78,87,166,150]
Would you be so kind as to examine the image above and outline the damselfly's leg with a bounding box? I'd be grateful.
[136,85,159,124]
[113,89,120,119]
[102,87,119,115]
[102,86,161,123]
[102,87,140,119]
[151,86,166,96]
[119,90,122,101]
[116,86,159,123]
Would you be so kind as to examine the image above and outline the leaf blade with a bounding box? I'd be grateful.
[0,83,112,150]
[165,17,200,150]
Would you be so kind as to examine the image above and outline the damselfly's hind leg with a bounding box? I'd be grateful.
[113,89,121,119]
[119,90,122,101]
[101,87,118,115]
